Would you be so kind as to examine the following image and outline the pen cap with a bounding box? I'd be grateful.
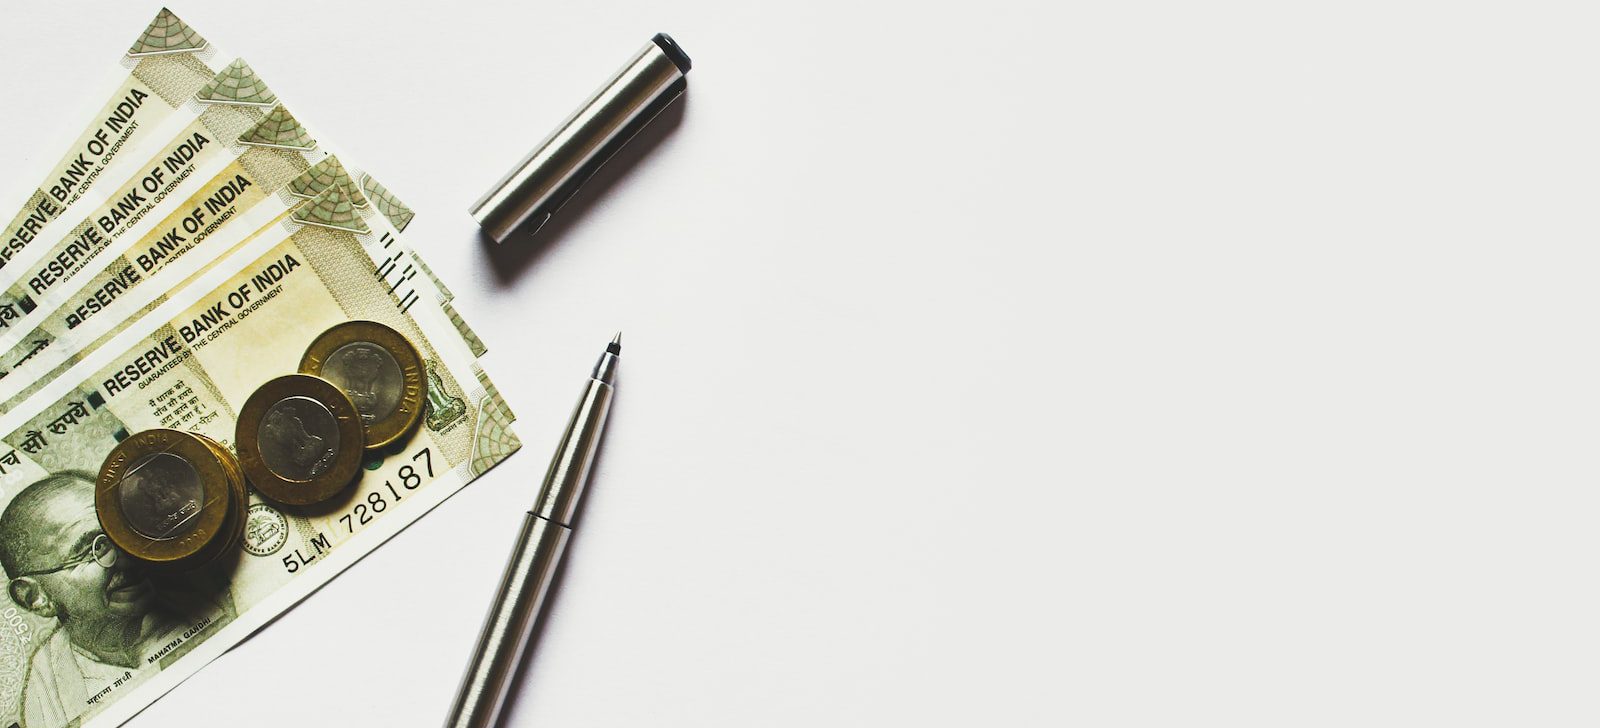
[470,34,691,242]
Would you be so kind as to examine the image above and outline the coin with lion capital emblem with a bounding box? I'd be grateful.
[299,320,426,450]
[96,429,233,568]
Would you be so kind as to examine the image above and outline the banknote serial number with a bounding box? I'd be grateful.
[337,447,434,533]
[280,448,435,574]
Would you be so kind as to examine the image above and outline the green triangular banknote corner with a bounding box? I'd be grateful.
[237,105,316,151]
[292,183,370,234]
[361,174,414,232]
[128,7,209,57]
[196,59,278,107]
[289,156,367,208]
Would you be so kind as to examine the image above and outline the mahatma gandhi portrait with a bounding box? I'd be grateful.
[0,472,180,727]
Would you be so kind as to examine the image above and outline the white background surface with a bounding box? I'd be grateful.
[1,1,1596,725]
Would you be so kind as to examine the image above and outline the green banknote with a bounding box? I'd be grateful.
[0,10,517,728]
[0,99,488,382]
[0,207,519,728]
[0,59,320,368]
[0,148,422,400]
[0,8,445,365]
[0,9,230,296]
[0,11,486,401]
[0,146,460,414]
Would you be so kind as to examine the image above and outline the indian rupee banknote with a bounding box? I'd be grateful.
[0,147,420,401]
[0,9,519,728]
[0,40,423,374]
[0,13,491,398]
[0,206,519,728]
[0,9,234,294]
[0,8,473,359]
[0,148,466,415]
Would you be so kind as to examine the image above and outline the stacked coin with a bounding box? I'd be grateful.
[96,429,247,570]
[236,373,366,505]
[192,432,249,568]
[94,324,426,568]
[299,320,427,450]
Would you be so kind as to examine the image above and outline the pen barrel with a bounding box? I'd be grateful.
[444,513,571,728]
[535,379,613,525]
[470,37,689,241]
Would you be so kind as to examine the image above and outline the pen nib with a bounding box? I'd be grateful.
[594,334,621,383]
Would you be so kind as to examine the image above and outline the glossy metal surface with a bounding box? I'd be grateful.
[470,39,688,241]
[444,343,618,727]
[535,378,612,526]
[444,514,569,728]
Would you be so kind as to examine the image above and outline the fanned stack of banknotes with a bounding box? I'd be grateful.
[0,9,520,728]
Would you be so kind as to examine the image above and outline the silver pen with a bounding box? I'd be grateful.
[470,34,691,242]
[445,335,620,728]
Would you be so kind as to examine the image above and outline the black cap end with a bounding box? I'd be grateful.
[653,33,692,74]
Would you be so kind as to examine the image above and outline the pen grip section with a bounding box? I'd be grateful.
[444,513,572,728]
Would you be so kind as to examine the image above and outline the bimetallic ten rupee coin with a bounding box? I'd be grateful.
[193,433,248,565]
[96,429,232,567]
[299,320,425,450]
[236,374,365,505]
